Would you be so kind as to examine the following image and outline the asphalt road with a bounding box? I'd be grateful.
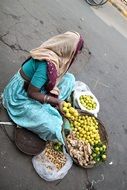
[0,0,127,190]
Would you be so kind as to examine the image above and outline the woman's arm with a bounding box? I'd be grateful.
[27,84,61,106]
[23,59,64,108]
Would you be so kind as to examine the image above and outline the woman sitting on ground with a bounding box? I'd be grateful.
[2,31,84,143]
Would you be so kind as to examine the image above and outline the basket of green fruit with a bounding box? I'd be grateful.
[62,102,108,168]
[76,91,100,115]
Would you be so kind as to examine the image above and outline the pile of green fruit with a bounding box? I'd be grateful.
[92,143,107,162]
[53,142,63,152]
[79,95,97,110]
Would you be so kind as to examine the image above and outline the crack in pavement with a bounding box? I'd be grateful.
[0,34,29,53]
[0,20,29,53]
[85,170,97,190]
[1,10,21,20]
[0,21,22,36]
[84,170,105,190]
[0,31,9,38]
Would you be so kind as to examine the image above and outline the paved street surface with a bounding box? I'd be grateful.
[0,0,127,190]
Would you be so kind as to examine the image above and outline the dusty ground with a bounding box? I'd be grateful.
[0,0,127,190]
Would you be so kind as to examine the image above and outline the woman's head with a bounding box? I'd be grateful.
[30,31,84,95]
[30,31,84,74]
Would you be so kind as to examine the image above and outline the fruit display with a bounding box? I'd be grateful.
[53,142,63,152]
[62,102,107,166]
[44,142,66,170]
[71,115,101,146]
[62,102,100,146]
[92,143,107,162]
[79,95,97,110]
[62,102,79,120]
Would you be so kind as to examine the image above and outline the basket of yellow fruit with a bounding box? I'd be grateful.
[76,91,100,115]
[62,102,108,168]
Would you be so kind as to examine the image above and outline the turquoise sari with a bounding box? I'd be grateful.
[2,71,75,143]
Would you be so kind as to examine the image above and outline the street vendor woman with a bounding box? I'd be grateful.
[2,31,84,143]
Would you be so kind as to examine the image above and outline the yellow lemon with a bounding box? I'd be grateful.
[63,102,69,108]
[71,116,75,121]
[102,145,106,150]
[91,141,94,145]
[66,112,71,118]
[73,111,79,117]
[102,155,106,160]
[62,107,68,112]
[67,103,71,107]
[69,107,75,114]
[74,128,77,132]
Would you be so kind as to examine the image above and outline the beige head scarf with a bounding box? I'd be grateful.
[30,31,81,95]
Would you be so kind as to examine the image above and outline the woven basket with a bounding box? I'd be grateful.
[62,111,108,168]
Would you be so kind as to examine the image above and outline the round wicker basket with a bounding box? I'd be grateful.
[62,111,108,168]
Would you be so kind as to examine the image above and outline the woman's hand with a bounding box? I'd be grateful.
[57,100,65,115]
[27,83,67,115]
